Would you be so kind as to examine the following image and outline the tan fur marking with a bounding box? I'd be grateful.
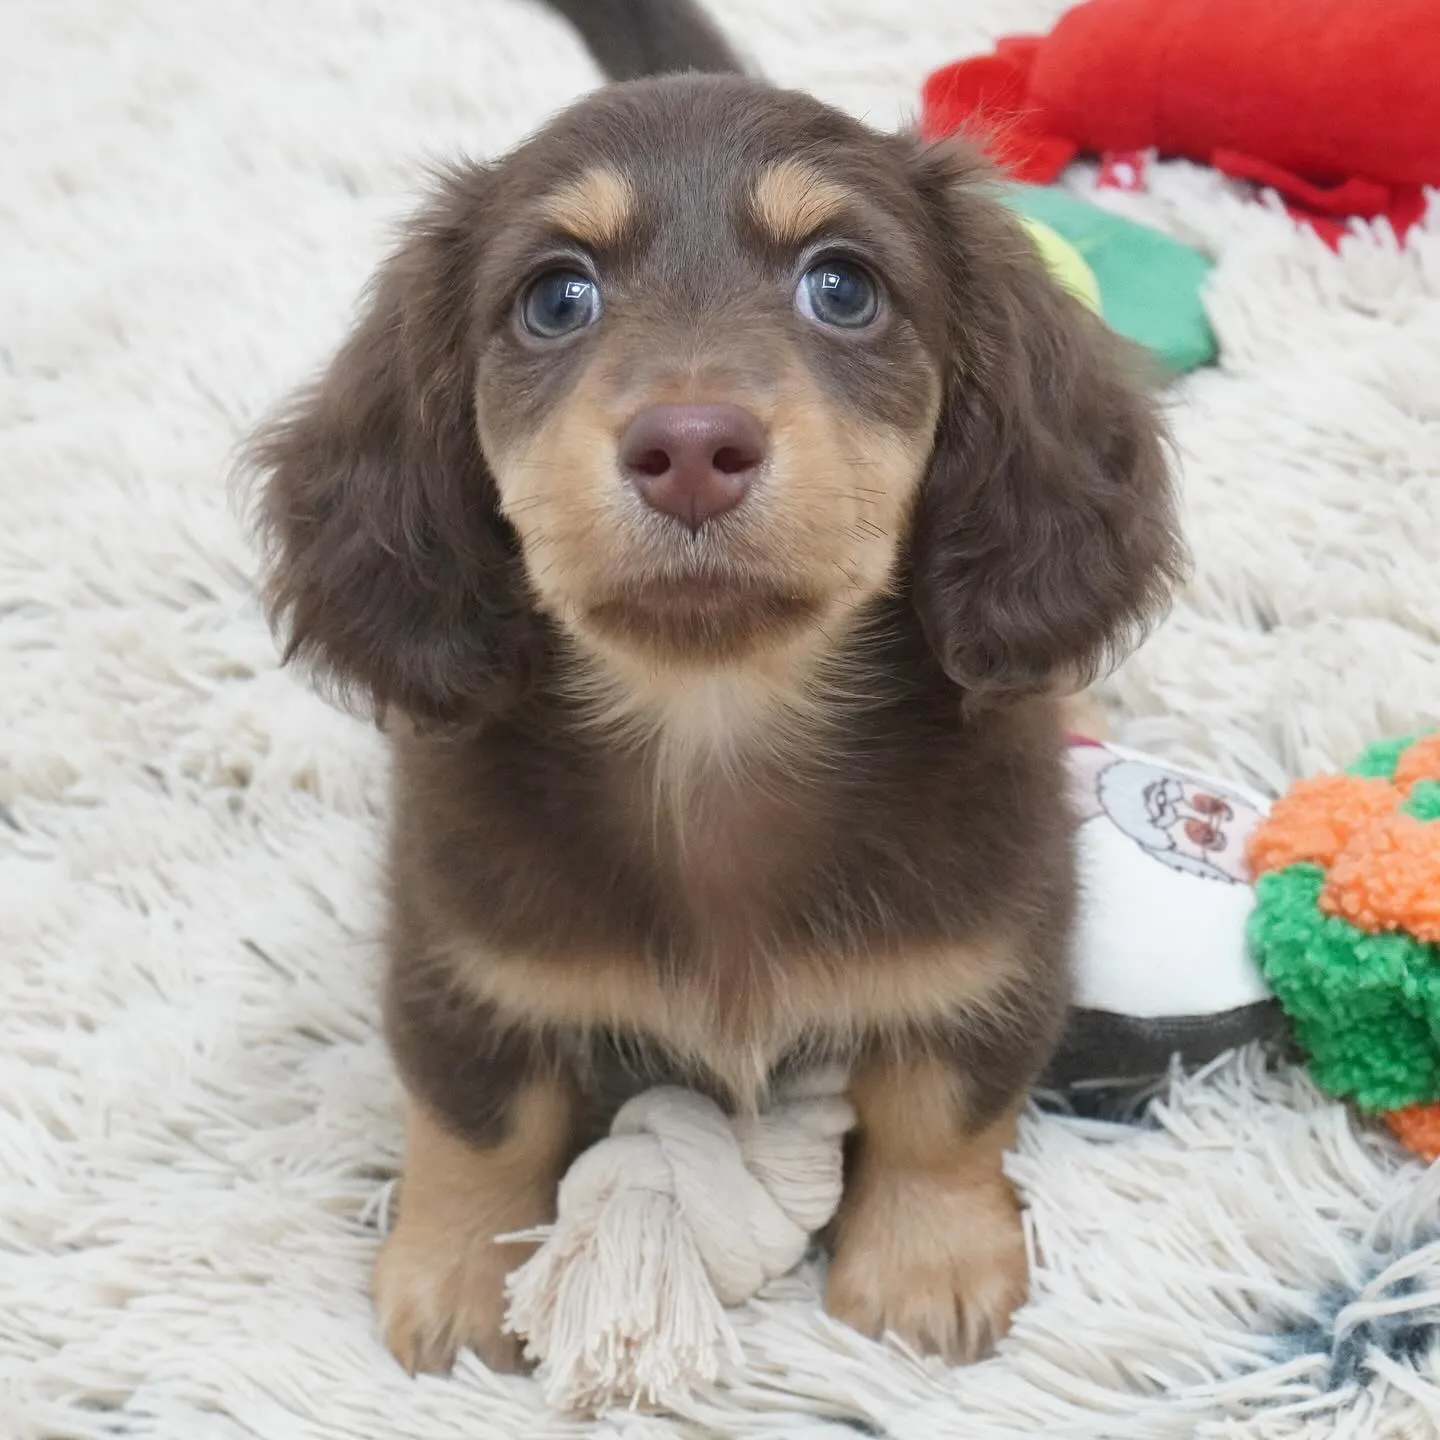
[765,376,936,605]
[491,355,937,796]
[827,1058,1028,1362]
[372,1082,570,1374]
[487,320,939,839]
[446,936,1019,1111]
[536,167,636,248]
[484,365,624,609]
[564,636,835,822]
[750,160,854,245]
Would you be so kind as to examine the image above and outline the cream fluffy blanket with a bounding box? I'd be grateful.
[4,1,1438,1436]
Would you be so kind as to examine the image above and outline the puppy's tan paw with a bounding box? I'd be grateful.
[372,1221,529,1375]
[825,1172,1029,1364]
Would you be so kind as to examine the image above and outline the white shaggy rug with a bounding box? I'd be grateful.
[4,1,1439,1436]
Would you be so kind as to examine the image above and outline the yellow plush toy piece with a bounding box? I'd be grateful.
[1020,214,1103,314]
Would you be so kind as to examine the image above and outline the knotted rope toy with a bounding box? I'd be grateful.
[501,1070,854,1412]
[1248,732,1440,1161]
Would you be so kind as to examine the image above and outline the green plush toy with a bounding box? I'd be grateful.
[1007,182,1217,376]
[1246,732,1440,1162]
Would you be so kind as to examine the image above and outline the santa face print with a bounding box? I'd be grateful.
[1068,744,1262,885]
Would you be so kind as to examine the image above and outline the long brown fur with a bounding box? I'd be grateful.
[243,19,1185,1375]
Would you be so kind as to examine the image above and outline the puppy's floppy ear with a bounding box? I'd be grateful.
[242,164,535,725]
[906,143,1187,700]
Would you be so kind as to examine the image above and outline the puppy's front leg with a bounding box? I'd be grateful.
[826,1053,1028,1363]
[373,1077,570,1374]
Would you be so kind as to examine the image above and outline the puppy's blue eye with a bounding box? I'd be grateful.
[796,261,879,329]
[521,269,601,338]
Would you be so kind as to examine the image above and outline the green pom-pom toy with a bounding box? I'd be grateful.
[1247,733,1440,1159]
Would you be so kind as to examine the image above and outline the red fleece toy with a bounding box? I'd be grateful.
[921,0,1440,248]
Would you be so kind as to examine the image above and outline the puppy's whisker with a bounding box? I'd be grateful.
[848,518,887,541]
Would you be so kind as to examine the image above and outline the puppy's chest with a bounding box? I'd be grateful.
[656,769,805,930]
[473,755,1013,1105]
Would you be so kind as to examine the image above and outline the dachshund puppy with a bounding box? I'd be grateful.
[245,0,1184,1376]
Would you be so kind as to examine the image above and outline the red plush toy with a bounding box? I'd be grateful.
[921,0,1440,247]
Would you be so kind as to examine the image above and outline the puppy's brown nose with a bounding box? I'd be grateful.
[619,403,765,532]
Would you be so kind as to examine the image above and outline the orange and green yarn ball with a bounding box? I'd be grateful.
[1247,734,1440,1160]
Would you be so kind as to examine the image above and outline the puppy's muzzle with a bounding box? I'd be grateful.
[619,403,766,534]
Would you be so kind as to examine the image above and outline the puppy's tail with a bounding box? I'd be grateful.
[537,0,746,82]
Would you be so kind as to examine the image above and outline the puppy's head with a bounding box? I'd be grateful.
[247,75,1183,724]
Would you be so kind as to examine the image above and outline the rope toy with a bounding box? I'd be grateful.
[1248,732,1440,1161]
[501,1070,854,1412]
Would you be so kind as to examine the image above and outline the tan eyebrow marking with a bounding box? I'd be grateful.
[536,166,636,248]
[750,159,853,245]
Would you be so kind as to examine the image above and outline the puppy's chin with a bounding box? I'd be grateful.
[581,575,822,663]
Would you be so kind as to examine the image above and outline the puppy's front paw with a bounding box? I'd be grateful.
[825,1170,1028,1364]
[373,1219,530,1375]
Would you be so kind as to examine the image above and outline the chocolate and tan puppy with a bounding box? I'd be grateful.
[245,0,1183,1374]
